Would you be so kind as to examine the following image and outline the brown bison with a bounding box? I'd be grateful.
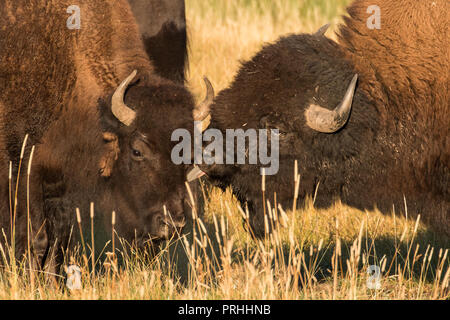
[192,0,449,236]
[0,0,210,271]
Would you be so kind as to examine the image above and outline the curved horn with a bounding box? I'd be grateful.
[305,74,358,133]
[314,23,330,36]
[111,70,137,126]
[193,76,214,132]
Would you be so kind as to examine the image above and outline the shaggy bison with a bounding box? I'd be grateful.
[0,0,210,270]
[193,0,449,236]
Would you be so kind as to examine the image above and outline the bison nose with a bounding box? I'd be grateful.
[150,207,186,240]
[166,195,187,226]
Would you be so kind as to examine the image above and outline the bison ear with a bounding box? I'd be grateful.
[97,98,121,177]
[99,132,120,178]
[97,97,121,132]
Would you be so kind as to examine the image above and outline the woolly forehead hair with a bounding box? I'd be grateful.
[210,33,357,130]
[124,85,195,131]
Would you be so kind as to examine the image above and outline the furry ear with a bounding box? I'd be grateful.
[97,97,121,177]
[99,132,120,178]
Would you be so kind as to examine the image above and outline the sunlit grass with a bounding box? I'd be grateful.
[0,177,449,299]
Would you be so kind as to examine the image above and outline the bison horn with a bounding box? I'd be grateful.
[314,23,330,36]
[305,74,358,133]
[193,77,214,132]
[111,70,138,126]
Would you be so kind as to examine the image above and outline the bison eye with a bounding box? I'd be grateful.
[131,148,144,160]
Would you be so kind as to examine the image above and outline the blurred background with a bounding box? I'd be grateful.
[185,0,352,98]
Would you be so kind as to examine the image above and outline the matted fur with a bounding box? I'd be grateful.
[202,0,449,236]
[0,0,194,269]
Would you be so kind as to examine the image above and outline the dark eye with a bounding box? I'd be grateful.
[132,148,143,159]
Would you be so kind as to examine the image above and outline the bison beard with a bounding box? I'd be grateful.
[0,0,203,273]
[197,1,449,237]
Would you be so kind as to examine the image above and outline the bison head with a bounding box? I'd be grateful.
[97,70,213,247]
[192,30,379,236]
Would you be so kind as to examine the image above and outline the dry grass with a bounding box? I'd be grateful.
[0,179,449,300]
[0,0,448,300]
[185,0,351,98]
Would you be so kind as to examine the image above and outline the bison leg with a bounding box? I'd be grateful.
[30,220,49,270]
[41,173,74,275]
[247,201,270,238]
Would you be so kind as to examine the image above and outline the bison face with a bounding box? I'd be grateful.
[192,33,379,236]
[97,71,197,247]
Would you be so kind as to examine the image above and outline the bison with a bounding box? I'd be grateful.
[192,0,449,236]
[0,0,210,271]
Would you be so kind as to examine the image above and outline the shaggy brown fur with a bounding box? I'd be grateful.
[201,0,449,236]
[337,0,449,232]
[0,0,194,270]
[338,0,448,119]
